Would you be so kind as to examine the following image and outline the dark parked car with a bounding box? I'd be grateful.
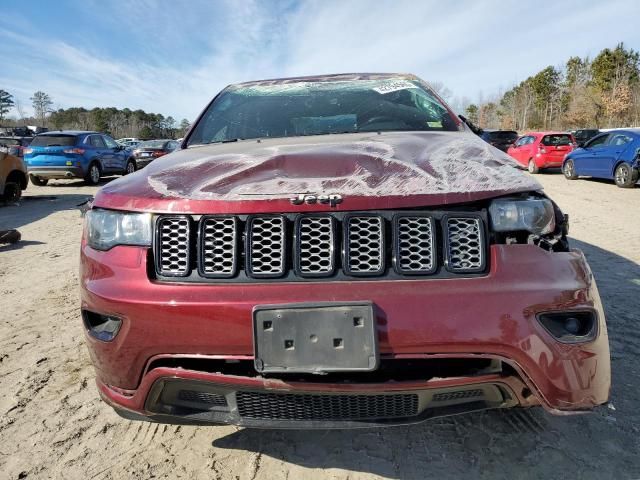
[571,129,600,147]
[0,136,33,158]
[480,130,518,152]
[131,139,180,169]
[81,73,610,429]
[563,129,640,187]
[24,131,136,186]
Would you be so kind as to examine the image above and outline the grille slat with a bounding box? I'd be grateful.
[200,217,238,277]
[345,215,384,275]
[395,216,435,274]
[156,216,190,276]
[445,217,485,272]
[154,212,487,280]
[236,391,419,421]
[296,216,335,276]
[247,216,286,277]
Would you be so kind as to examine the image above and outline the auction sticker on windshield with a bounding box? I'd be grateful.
[373,79,419,94]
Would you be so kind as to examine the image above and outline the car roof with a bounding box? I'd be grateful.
[522,131,572,137]
[231,72,417,88]
[38,130,100,136]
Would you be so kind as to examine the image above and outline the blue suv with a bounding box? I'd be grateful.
[24,131,136,186]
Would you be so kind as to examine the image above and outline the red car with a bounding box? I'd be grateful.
[507,132,576,173]
[80,74,610,428]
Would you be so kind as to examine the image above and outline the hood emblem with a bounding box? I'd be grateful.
[290,193,343,207]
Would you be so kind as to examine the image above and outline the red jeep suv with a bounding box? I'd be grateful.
[80,74,610,428]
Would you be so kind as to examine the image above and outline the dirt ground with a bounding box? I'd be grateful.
[0,174,638,480]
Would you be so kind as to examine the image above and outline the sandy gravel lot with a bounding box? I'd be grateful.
[0,174,638,480]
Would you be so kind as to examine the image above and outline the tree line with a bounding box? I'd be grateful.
[464,43,640,131]
[0,90,190,139]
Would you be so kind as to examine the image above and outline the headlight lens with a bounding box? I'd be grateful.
[489,198,555,235]
[86,209,152,250]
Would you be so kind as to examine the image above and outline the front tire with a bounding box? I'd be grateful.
[125,159,136,174]
[528,159,540,174]
[84,162,101,186]
[29,175,49,186]
[563,160,578,180]
[1,182,22,203]
[614,163,638,188]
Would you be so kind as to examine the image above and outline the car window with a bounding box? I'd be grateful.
[30,135,77,147]
[585,134,609,148]
[89,135,106,148]
[102,136,119,148]
[608,134,632,147]
[487,131,518,142]
[541,134,572,146]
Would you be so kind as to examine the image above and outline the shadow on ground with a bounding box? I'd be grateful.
[211,238,639,480]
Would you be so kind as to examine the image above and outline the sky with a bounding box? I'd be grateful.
[1,0,639,121]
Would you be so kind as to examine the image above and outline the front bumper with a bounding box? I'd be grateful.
[27,166,84,179]
[80,243,611,426]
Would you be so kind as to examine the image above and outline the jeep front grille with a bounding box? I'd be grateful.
[153,211,487,281]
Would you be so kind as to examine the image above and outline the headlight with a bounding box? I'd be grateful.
[489,198,555,235]
[86,209,152,250]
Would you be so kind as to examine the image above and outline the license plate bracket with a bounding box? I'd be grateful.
[253,302,378,374]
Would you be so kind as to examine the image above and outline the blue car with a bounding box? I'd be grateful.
[24,130,136,186]
[562,129,640,188]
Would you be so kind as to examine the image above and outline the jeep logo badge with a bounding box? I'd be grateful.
[290,193,343,207]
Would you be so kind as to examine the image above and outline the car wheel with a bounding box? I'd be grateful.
[563,160,578,180]
[85,163,101,186]
[29,175,49,186]
[528,159,539,174]
[1,182,22,203]
[614,163,638,188]
[125,159,136,174]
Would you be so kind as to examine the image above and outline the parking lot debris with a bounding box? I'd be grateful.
[0,229,21,244]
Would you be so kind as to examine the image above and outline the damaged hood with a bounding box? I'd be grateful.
[95,131,541,214]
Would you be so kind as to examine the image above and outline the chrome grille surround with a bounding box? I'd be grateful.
[198,216,238,278]
[155,216,190,276]
[393,214,436,275]
[246,216,286,278]
[444,216,485,273]
[344,214,385,276]
[295,215,336,277]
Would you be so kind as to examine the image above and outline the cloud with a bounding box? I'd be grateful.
[1,0,639,120]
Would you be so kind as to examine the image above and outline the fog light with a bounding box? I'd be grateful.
[537,311,596,343]
[82,310,122,342]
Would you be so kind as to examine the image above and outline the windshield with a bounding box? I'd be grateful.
[0,138,20,146]
[188,77,460,145]
[31,135,77,147]
[139,140,167,149]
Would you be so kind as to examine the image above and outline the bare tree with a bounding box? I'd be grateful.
[30,91,53,126]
